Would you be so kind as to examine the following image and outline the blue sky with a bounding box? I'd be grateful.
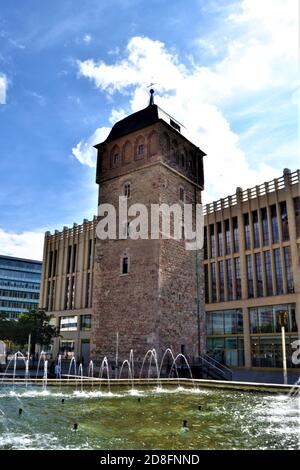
[0,0,298,259]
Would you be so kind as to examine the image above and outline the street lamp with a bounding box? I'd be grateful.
[278,311,288,385]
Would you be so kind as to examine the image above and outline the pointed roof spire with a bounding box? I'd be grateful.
[149,88,154,106]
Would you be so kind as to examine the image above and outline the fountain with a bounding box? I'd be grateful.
[0,347,299,450]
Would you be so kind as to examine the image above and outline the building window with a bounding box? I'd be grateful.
[235,257,242,300]
[48,251,53,278]
[210,225,215,258]
[87,239,93,270]
[284,247,293,293]
[280,201,289,241]
[255,253,263,297]
[219,261,225,302]
[246,255,254,298]
[85,272,91,308]
[270,205,279,243]
[64,277,70,310]
[137,144,144,156]
[124,182,131,198]
[181,153,185,168]
[81,315,92,331]
[252,210,260,248]
[217,222,223,257]
[225,220,231,255]
[233,217,239,253]
[59,340,75,359]
[179,187,185,202]
[113,153,120,167]
[60,316,78,332]
[293,196,300,238]
[70,276,76,309]
[264,251,273,296]
[226,259,233,300]
[244,213,251,250]
[67,245,72,274]
[251,335,298,368]
[274,248,283,294]
[72,244,77,273]
[122,256,129,275]
[211,262,217,302]
[261,207,269,246]
[53,250,58,277]
[204,264,209,303]
[204,227,208,260]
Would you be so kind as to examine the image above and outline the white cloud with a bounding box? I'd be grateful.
[0,228,45,261]
[0,74,7,104]
[75,1,297,201]
[72,126,110,167]
[83,34,92,44]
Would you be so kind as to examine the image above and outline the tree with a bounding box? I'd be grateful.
[8,309,60,352]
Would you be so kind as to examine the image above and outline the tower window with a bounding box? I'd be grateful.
[113,153,119,167]
[124,182,131,198]
[181,153,185,168]
[122,256,129,275]
[179,187,185,202]
[137,144,144,156]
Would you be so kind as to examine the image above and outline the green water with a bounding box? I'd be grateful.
[0,386,299,450]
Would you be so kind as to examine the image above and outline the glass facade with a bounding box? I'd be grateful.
[252,210,260,248]
[219,261,225,302]
[244,213,251,250]
[271,205,279,243]
[233,217,239,253]
[0,255,42,319]
[264,251,273,296]
[261,207,269,245]
[209,225,215,258]
[226,259,233,301]
[284,247,293,293]
[255,253,263,297]
[80,315,92,331]
[59,316,78,332]
[235,257,241,300]
[280,201,289,241]
[225,220,231,255]
[206,309,244,367]
[250,304,297,334]
[274,248,283,294]
[246,255,254,298]
[217,222,223,257]
[211,262,217,302]
[251,336,298,368]
[294,196,300,238]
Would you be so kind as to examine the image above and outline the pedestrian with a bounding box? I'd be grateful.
[55,363,61,379]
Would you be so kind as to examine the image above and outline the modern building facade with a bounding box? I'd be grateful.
[0,255,42,320]
[204,168,300,370]
[39,219,97,363]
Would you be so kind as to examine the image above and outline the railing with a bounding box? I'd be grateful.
[204,169,300,215]
[199,354,233,381]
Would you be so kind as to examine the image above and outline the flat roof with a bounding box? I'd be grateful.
[0,254,42,265]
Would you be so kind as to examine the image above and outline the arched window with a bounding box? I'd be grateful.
[121,254,129,275]
[111,145,120,168]
[123,182,131,198]
[135,136,145,160]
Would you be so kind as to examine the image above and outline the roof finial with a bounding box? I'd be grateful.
[149,88,154,106]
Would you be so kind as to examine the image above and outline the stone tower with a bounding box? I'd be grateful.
[91,91,206,364]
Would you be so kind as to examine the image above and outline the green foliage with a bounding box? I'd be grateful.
[0,309,59,351]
